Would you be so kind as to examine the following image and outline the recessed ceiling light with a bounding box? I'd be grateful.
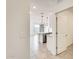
[33,6,36,9]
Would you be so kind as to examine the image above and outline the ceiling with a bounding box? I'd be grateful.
[30,0,58,15]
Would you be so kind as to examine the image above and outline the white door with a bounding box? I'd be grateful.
[56,10,71,54]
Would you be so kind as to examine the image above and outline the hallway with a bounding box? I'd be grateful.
[30,0,73,59]
[30,35,73,59]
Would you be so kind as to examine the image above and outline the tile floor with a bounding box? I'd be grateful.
[30,35,73,59]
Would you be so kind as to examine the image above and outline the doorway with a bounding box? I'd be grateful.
[56,7,73,54]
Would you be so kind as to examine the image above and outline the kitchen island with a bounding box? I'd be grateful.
[38,32,52,43]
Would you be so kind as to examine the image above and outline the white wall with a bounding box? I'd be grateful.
[47,13,57,55]
[6,0,30,59]
[66,8,73,46]
[47,0,73,55]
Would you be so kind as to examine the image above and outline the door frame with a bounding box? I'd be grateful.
[55,7,73,55]
[56,16,58,55]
